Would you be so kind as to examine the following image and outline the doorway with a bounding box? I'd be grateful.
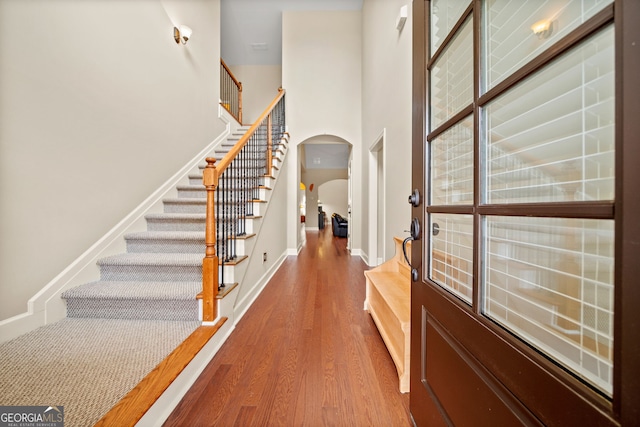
[298,137,351,235]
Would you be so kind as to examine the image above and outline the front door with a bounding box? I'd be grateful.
[410,0,639,425]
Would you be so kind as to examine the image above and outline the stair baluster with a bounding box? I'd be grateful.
[200,89,286,322]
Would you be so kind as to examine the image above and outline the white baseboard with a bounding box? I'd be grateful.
[233,250,288,324]
[358,250,370,267]
[135,320,236,427]
[0,106,233,344]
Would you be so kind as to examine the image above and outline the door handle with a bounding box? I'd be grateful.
[408,189,421,207]
[404,217,421,282]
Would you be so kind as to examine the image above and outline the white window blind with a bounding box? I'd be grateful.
[430,17,473,130]
[484,26,614,204]
[430,0,470,57]
[484,0,614,91]
[431,117,474,205]
[484,216,614,393]
[430,214,474,304]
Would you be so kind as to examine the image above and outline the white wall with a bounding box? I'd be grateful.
[361,0,413,263]
[0,0,224,320]
[228,65,282,125]
[282,10,362,253]
[301,169,348,228]
[233,150,289,314]
[319,179,349,219]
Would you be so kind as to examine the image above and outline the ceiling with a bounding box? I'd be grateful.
[220,0,363,66]
[302,141,351,170]
[221,0,359,170]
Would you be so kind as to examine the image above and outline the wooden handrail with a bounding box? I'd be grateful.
[201,88,286,322]
[217,88,285,175]
[220,58,243,124]
[220,58,241,88]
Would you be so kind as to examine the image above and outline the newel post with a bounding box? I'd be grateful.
[266,113,273,177]
[202,157,219,322]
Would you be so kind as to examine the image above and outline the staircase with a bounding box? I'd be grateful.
[61,124,288,324]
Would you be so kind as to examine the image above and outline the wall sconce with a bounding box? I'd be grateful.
[174,25,192,45]
[531,20,552,39]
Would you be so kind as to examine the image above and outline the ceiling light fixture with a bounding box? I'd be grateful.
[174,25,193,45]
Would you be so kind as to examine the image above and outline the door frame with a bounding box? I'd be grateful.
[368,129,386,266]
[409,0,640,425]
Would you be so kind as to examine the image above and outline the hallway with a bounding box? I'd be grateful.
[164,228,412,426]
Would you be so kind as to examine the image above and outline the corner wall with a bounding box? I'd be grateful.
[0,0,225,321]
[282,10,362,253]
[361,0,413,263]
[227,65,283,125]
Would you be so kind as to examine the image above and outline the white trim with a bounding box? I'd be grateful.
[368,129,386,268]
[359,250,370,267]
[0,105,234,343]
[135,320,236,427]
[350,248,365,261]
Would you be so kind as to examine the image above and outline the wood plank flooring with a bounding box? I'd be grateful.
[164,228,412,426]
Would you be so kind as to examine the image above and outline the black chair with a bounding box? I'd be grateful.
[331,213,348,237]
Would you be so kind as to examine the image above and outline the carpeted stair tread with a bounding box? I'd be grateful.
[124,231,205,253]
[176,184,208,191]
[163,198,206,204]
[145,213,206,220]
[0,318,199,426]
[162,198,206,213]
[97,252,202,267]
[125,231,204,241]
[62,281,200,301]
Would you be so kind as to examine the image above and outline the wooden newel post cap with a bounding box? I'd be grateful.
[203,158,218,187]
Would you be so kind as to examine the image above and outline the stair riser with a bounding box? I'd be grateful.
[99,265,201,282]
[219,264,237,283]
[163,201,206,214]
[148,219,205,232]
[66,299,199,321]
[188,176,203,186]
[177,189,206,199]
[163,201,262,215]
[126,239,250,256]
[126,240,205,254]
[188,170,275,186]
[177,188,269,199]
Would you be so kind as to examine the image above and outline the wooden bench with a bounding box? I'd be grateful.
[364,236,411,393]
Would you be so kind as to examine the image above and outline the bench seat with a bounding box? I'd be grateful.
[364,237,411,393]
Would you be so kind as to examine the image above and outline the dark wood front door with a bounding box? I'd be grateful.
[409,1,640,425]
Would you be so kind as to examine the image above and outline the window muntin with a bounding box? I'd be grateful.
[483,216,614,394]
[483,0,614,91]
[484,26,614,204]
[430,0,470,56]
[431,117,474,205]
[427,1,616,397]
[430,17,473,130]
[430,214,474,304]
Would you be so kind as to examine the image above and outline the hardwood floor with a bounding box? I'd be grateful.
[164,228,412,426]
